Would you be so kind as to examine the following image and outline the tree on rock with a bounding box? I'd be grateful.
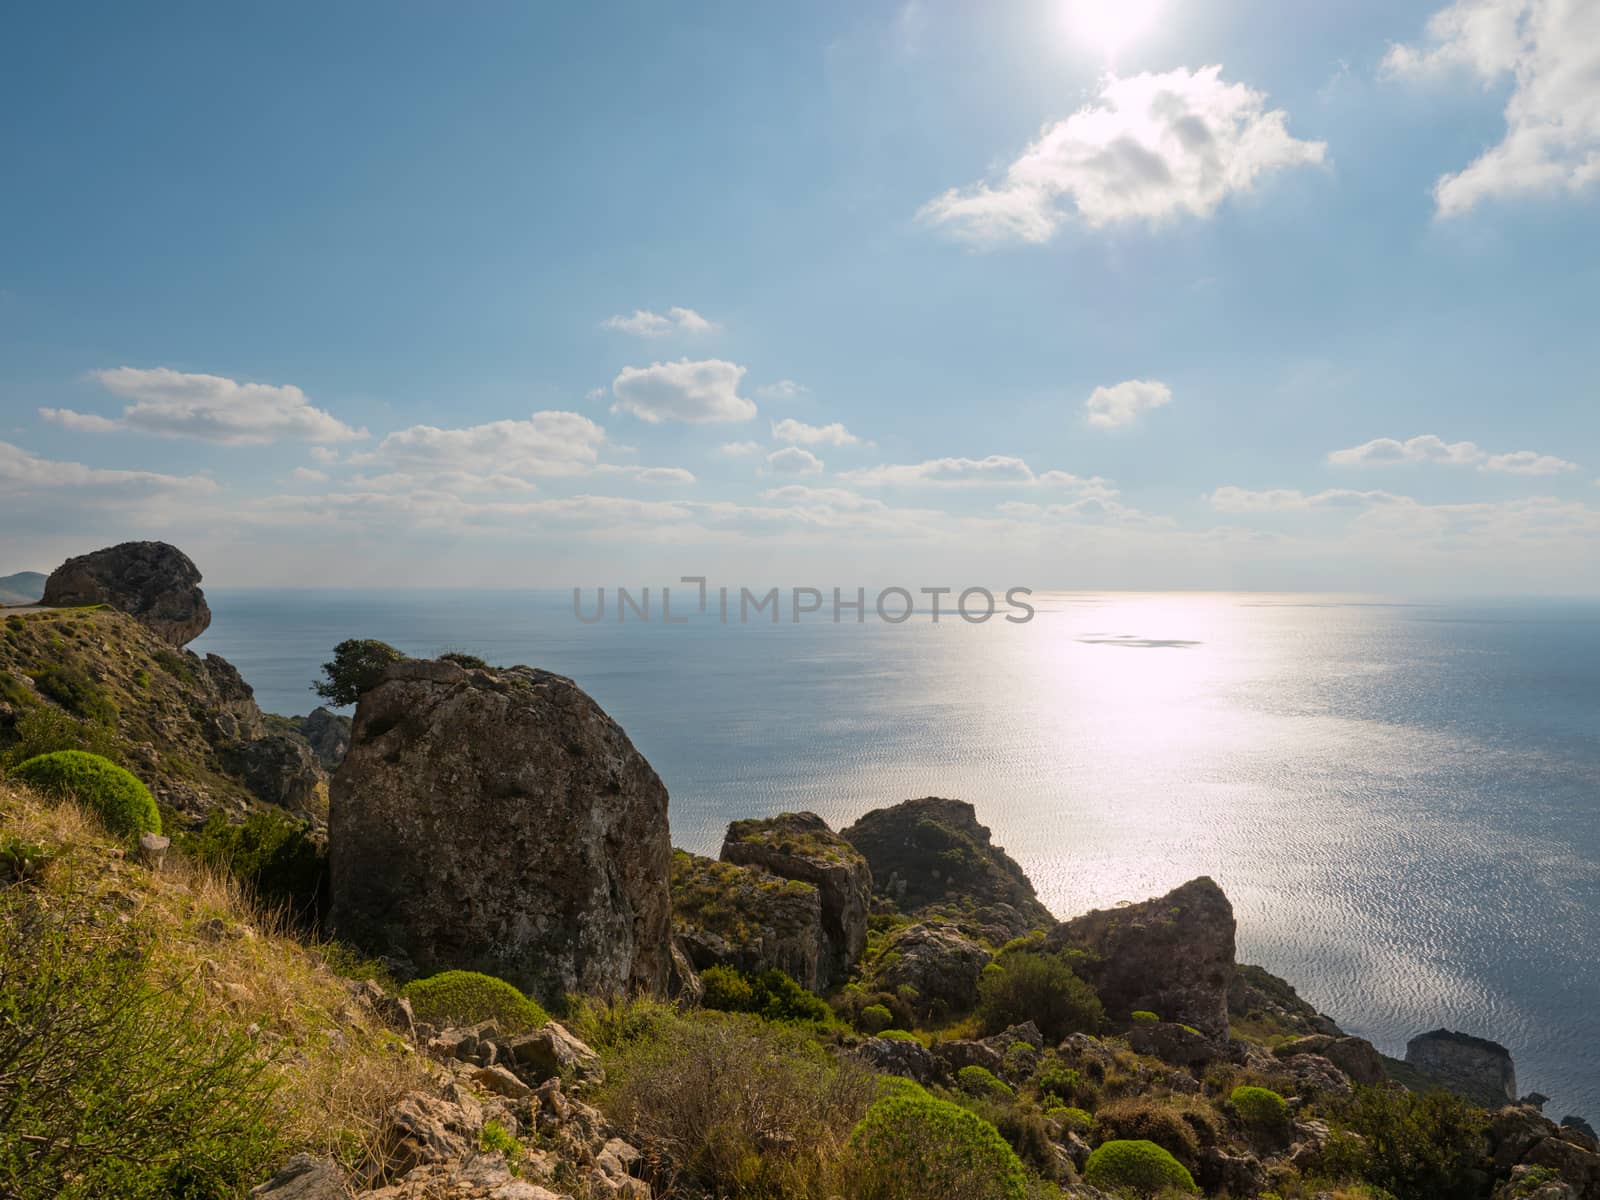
[313,639,406,707]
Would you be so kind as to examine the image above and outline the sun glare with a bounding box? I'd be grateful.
[1067,0,1161,59]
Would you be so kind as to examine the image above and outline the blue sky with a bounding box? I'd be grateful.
[3,0,1597,592]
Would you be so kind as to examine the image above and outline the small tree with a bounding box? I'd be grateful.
[312,639,405,706]
[976,949,1103,1042]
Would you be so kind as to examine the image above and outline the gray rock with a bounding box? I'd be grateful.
[1128,1021,1221,1068]
[250,1153,349,1198]
[474,1064,532,1099]
[42,540,211,646]
[720,811,871,987]
[329,659,672,1002]
[1276,1034,1387,1086]
[1406,1029,1518,1105]
[137,832,171,871]
[301,707,352,770]
[506,1022,603,1084]
[224,733,326,815]
[672,851,826,989]
[857,1034,939,1083]
[866,921,991,1014]
[933,1039,1005,1076]
[1045,876,1236,1040]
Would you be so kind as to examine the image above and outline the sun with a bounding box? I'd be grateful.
[1066,0,1161,59]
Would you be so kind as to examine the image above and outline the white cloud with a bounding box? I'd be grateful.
[717,441,764,457]
[602,306,717,336]
[1386,0,1600,216]
[1208,486,1407,513]
[350,411,605,486]
[771,418,862,447]
[998,496,1173,528]
[0,440,216,496]
[309,446,341,465]
[290,467,329,483]
[1328,434,1577,475]
[844,456,1115,493]
[766,446,824,476]
[1085,379,1173,429]
[611,359,757,424]
[921,66,1327,241]
[595,464,697,485]
[41,367,366,445]
[757,379,809,400]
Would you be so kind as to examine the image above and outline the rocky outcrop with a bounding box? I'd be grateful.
[42,540,211,646]
[1490,1106,1600,1200]
[720,811,870,987]
[1044,876,1235,1039]
[1229,963,1342,1037]
[329,658,673,1002]
[1407,1028,1518,1106]
[300,707,352,770]
[224,734,327,818]
[1275,1034,1387,1086]
[1128,1021,1222,1068]
[865,921,992,1014]
[840,797,1053,938]
[671,851,826,989]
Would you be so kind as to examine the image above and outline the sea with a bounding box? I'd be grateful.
[190,588,1600,1121]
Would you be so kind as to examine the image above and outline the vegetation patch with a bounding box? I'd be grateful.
[401,970,549,1033]
[976,947,1103,1042]
[1083,1139,1198,1196]
[844,1092,1028,1200]
[10,751,159,838]
[1231,1084,1291,1136]
[700,964,832,1025]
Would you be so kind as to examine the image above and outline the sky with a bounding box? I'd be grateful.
[2,0,1598,593]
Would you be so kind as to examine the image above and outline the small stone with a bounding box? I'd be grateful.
[137,832,170,870]
[473,1064,532,1099]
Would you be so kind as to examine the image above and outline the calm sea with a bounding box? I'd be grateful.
[191,589,1600,1120]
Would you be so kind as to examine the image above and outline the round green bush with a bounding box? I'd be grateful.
[877,1028,921,1043]
[12,750,159,838]
[400,970,549,1033]
[1047,1105,1094,1136]
[845,1093,1028,1200]
[1083,1139,1198,1197]
[1231,1085,1290,1132]
[1131,1009,1160,1025]
[859,1003,893,1034]
[700,964,756,1012]
[956,1064,1015,1099]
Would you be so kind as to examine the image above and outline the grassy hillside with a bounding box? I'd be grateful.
[0,572,45,606]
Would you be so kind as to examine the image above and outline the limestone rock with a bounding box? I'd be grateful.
[42,540,211,645]
[840,798,1053,937]
[1127,1021,1221,1068]
[224,733,326,816]
[505,1022,603,1085]
[251,1154,350,1199]
[301,707,353,770]
[382,1092,483,1178]
[671,850,826,989]
[329,659,672,1001]
[720,811,870,986]
[1044,876,1235,1039]
[1407,1029,1518,1106]
[137,832,171,871]
[866,921,991,1014]
[857,1034,939,1084]
[1276,1034,1386,1087]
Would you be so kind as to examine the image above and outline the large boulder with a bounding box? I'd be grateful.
[866,921,992,1014]
[1276,1034,1387,1086]
[840,797,1053,938]
[1044,876,1235,1039]
[671,850,827,989]
[720,811,870,986]
[300,707,352,770]
[1406,1029,1518,1106]
[42,541,211,646]
[328,658,673,1002]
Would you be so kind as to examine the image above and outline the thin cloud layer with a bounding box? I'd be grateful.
[41,367,366,445]
[1387,0,1600,216]
[602,306,717,336]
[349,411,606,488]
[772,418,861,447]
[766,446,824,476]
[922,66,1327,241]
[610,359,758,424]
[0,440,216,496]
[844,455,1113,491]
[1328,434,1577,475]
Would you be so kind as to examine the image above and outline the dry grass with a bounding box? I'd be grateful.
[0,777,435,1171]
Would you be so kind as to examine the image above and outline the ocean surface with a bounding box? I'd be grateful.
[191,588,1600,1120]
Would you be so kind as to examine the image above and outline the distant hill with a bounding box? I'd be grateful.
[0,571,46,605]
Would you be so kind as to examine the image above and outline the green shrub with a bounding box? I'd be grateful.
[177,810,328,929]
[1321,1085,1491,1200]
[957,1064,1016,1099]
[700,965,832,1025]
[438,651,489,670]
[400,970,548,1033]
[11,751,159,839]
[0,899,284,1198]
[1048,1106,1093,1136]
[877,1028,921,1043]
[1131,1009,1160,1024]
[1082,1139,1197,1197]
[313,639,406,706]
[479,1120,522,1163]
[565,994,679,1053]
[859,1003,893,1034]
[976,949,1102,1042]
[844,1093,1028,1200]
[601,1011,875,1198]
[28,664,117,725]
[1231,1085,1290,1135]
[1093,1098,1200,1166]
[2,707,122,766]
[1035,1055,1098,1108]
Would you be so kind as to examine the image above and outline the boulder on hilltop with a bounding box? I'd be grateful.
[721,811,871,986]
[1407,1028,1519,1106]
[1044,875,1236,1039]
[328,657,673,1002]
[840,797,1054,940]
[42,540,211,646]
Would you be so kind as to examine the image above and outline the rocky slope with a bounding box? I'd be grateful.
[0,570,46,605]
